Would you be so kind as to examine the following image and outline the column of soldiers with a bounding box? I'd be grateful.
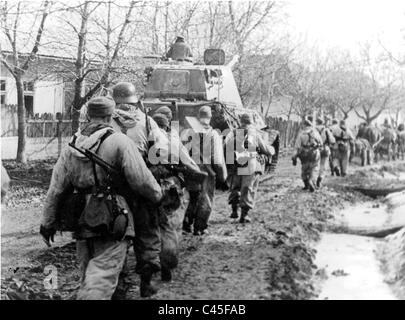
[39,82,276,300]
[292,116,356,191]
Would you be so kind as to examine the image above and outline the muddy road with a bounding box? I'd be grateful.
[2,156,405,300]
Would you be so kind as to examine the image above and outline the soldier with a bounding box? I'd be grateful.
[165,35,193,62]
[397,123,405,160]
[151,112,201,281]
[225,113,275,223]
[111,82,169,295]
[378,120,397,161]
[330,120,355,177]
[315,118,335,188]
[154,106,173,123]
[40,97,163,299]
[182,106,227,235]
[1,164,10,204]
[292,117,323,192]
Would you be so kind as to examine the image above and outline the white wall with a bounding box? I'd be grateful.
[0,66,64,114]
[34,80,64,114]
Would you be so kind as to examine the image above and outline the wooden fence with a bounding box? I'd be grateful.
[1,107,76,138]
[266,116,301,148]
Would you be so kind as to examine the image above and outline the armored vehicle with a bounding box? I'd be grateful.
[142,49,279,174]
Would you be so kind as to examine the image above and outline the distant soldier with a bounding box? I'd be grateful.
[1,164,10,204]
[165,35,193,62]
[40,97,163,299]
[397,123,405,160]
[356,122,369,140]
[330,120,354,177]
[315,118,335,188]
[377,120,397,161]
[292,117,323,192]
[328,119,339,175]
[225,113,275,223]
[182,106,227,235]
[154,106,173,123]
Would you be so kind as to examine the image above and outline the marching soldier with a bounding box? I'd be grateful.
[315,118,335,188]
[292,117,323,192]
[379,120,397,161]
[111,82,170,296]
[225,113,275,223]
[182,106,227,235]
[1,164,10,204]
[330,120,354,177]
[397,123,405,160]
[151,112,201,281]
[40,97,163,299]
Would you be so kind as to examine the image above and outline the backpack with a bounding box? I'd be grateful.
[298,130,319,162]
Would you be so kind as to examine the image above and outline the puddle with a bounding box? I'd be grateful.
[315,190,405,300]
[315,233,397,300]
[336,203,388,230]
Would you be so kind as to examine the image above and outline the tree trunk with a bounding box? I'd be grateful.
[71,78,85,133]
[16,76,27,163]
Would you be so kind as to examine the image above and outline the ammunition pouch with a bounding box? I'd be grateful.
[337,141,348,153]
[79,191,129,241]
[298,146,319,162]
[55,189,87,232]
[320,145,331,158]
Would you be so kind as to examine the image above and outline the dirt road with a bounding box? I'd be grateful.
[1,155,402,300]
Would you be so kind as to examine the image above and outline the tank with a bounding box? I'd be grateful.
[142,49,280,174]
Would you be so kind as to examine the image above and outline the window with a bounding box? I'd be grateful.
[23,81,34,92]
[0,94,5,105]
[0,79,6,91]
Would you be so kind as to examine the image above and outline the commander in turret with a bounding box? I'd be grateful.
[165,35,193,62]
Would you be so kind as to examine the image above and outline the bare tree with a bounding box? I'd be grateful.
[54,0,138,132]
[1,0,51,163]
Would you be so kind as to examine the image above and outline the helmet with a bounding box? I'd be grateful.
[112,82,138,104]
[240,113,253,126]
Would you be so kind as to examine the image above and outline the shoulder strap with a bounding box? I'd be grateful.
[92,129,114,189]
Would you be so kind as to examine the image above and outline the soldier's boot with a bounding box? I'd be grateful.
[316,177,322,188]
[239,208,251,223]
[161,266,172,282]
[182,221,192,234]
[140,270,158,298]
[334,167,341,177]
[308,180,316,192]
[302,180,309,190]
[230,205,239,219]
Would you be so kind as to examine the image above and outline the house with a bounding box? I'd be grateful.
[0,50,77,117]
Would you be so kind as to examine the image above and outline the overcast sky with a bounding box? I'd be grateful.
[286,0,405,57]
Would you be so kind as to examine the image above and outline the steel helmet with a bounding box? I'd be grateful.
[112,82,138,104]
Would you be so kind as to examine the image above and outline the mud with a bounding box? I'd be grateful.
[2,156,404,300]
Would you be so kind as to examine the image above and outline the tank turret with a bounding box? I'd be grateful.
[142,49,279,174]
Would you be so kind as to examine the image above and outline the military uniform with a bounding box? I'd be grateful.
[315,120,335,187]
[1,164,10,203]
[294,120,323,191]
[397,124,405,160]
[330,121,354,177]
[41,97,162,300]
[378,123,397,161]
[111,82,172,294]
[152,112,200,280]
[225,114,274,222]
[183,106,227,235]
[165,36,193,61]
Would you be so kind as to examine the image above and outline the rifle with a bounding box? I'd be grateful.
[68,142,121,177]
[68,142,128,241]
